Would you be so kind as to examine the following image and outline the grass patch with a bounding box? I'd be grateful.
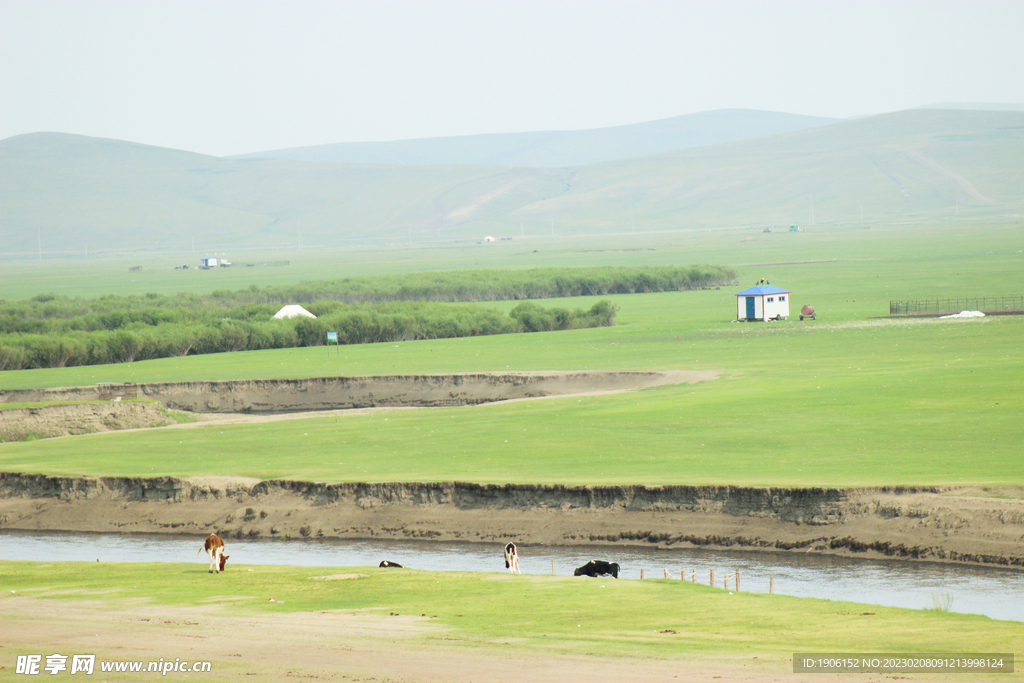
[0,221,1022,487]
[1,560,1019,660]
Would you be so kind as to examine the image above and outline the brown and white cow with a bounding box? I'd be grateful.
[199,534,229,573]
[504,542,520,574]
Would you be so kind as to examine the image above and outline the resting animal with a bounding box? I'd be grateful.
[378,560,404,568]
[573,560,620,579]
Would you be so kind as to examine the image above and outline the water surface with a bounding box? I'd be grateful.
[2,530,1020,622]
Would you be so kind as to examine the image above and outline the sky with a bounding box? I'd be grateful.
[2,0,1023,157]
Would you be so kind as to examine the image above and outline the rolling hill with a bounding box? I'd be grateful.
[229,109,839,167]
[1,109,1022,257]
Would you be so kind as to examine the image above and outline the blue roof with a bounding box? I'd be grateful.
[735,285,790,296]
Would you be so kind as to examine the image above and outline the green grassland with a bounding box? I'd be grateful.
[2,561,1019,663]
[0,221,1021,488]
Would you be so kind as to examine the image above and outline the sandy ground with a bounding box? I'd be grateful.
[0,402,174,442]
[0,370,719,435]
[0,595,958,683]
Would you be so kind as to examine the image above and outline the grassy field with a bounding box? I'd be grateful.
[0,221,1021,488]
[2,561,1019,662]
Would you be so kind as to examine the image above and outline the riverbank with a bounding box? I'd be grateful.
[5,559,1018,683]
[1,473,1021,569]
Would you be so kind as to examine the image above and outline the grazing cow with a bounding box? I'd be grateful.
[504,542,520,574]
[199,534,229,573]
[574,560,620,579]
[378,560,404,568]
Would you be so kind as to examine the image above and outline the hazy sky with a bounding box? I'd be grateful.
[2,0,1023,157]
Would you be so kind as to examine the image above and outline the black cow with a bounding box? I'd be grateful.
[379,560,404,568]
[574,560,620,579]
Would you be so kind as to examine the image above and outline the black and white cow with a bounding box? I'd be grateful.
[574,560,620,579]
[378,560,404,568]
[504,542,520,574]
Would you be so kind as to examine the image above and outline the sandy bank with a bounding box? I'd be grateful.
[0,402,176,442]
[0,370,717,414]
[2,473,1022,569]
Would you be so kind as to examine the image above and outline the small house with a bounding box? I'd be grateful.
[273,305,317,319]
[200,257,218,268]
[735,285,790,321]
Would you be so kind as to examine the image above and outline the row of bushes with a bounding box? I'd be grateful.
[219,265,736,305]
[0,300,619,370]
[1,266,733,333]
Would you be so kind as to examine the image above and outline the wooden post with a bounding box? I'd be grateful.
[680,568,685,580]
[551,559,556,575]
[735,569,741,592]
[664,569,670,579]
[691,570,696,583]
[770,577,775,594]
[709,568,715,586]
[640,568,645,579]
[724,576,729,590]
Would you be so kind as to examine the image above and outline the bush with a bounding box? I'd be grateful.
[0,265,727,369]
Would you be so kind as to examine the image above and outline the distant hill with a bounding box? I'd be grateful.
[229,109,839,167]
[2,109,1022,257]
[916,103,1024,112]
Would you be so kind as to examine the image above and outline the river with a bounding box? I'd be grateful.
[2,530,1020,622]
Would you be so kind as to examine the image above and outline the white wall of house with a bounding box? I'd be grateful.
[736,289,791,320]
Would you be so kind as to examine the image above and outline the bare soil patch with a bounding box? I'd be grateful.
[0,371,717,436]
[0,402,177,442]
[0,596,902,682]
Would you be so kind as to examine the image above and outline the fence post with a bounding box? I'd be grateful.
[709,568,715,586]
[724,576,729,590]
[680,567,685,581]
[770,577,775,594]
[551,559,556,575]
[691,570,696,583]
[736,569,740,592]
[664,569,670,579]
[640,568,645,580]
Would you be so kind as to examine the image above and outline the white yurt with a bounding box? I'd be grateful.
[273,305,317,319]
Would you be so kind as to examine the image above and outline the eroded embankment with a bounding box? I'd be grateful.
[0,402,177,442]
[2,473,1022,569]
[0,371,710,414]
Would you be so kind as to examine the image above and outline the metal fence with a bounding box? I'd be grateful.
[890,296,1024,315]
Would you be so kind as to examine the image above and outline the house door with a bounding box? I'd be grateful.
[745,297,756,318]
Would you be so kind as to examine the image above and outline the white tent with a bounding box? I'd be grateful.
[273,305,317,319]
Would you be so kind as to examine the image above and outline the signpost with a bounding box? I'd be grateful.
[327,331,338,358]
